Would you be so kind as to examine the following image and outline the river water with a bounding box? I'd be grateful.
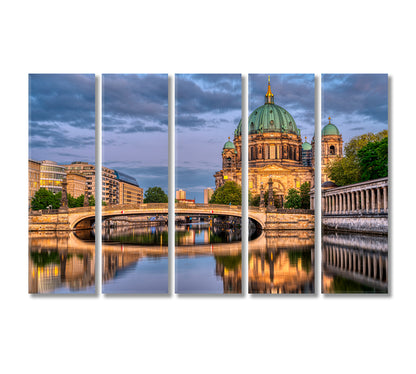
[321,231,388,293]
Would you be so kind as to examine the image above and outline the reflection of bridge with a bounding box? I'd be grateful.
[322,233,388,292]
[29,203,269,231]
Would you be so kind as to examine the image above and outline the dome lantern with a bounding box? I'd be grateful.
[265,75,274,104]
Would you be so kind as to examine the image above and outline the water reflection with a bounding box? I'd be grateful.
[28,231,95,294]
[102,225,168,294]
[322,231,388,293]
[175,223,241,294]
[249,230,315,294]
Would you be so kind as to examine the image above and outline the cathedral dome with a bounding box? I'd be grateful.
[302,141,312,150]
[235,77,300,137]
[223,138,235,149]
[322,117,340,136]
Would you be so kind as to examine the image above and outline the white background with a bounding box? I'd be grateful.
[1,1,415,373]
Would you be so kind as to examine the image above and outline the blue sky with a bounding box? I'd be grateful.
[322,74,388,144]
[29,74,95,163]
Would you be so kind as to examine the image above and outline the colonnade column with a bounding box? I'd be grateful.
[383,186,388,213]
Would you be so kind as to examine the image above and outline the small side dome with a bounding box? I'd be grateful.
[322,181,338,189]
[223,137,235,150]
[302,141,312,151]
[322,117,340,136]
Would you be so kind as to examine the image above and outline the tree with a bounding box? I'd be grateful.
[68,193,85,208]
[299,182,311,209]
[325,130,388,186]
[209,181,241,205]
[31,188,61,210]
[358,137,388,181]
[283,188,301,209]
[143,187,168,203]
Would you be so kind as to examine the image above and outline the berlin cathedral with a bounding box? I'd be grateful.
[214,77,343,205]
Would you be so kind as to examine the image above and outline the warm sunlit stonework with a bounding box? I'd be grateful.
[214,78,344,200]
[215,78,316,203]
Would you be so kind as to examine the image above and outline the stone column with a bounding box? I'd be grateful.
[377,187,382,213]
[361,190,365,212]
[267,177,275,211]
[61,178,68,209]
[373,255,378,279]
[366,189,370,213]
[362,255,366,276]
[346,192,350,213]
[371,188,376,213]
[356,191,360,212]
[379,255,383,281]
[383,186,388,213]
[351,191,356,212]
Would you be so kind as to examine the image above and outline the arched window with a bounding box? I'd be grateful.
[250,147,255,161]
[329,145,335,155]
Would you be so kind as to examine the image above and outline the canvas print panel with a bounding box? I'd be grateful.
[320,74,388,294]
[248,74,315,294]
[28,74,96,294]
[175,74,242,294]
[101,74,168,294]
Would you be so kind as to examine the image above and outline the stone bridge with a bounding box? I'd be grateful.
[29,203,269,231]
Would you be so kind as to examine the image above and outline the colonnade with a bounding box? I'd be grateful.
[322,244,387,286]
[311,177,388,215]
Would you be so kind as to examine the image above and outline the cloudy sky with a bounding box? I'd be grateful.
[102,74,168,194]
[176,74,241,203]
[322,74,388,144]
[249,74,315,142]
[29,74,95,163]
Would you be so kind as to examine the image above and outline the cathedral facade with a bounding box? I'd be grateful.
[214,78,343,204]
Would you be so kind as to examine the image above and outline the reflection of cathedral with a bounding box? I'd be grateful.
[214,77,344,199]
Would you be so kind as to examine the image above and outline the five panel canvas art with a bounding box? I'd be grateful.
[28,73,389,294]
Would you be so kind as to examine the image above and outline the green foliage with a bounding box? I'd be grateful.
[284,188,302,209]
[358,137,388,181]
[209,181,241,205]
[31,188,62,210]
[326,130,388,186]
[143,186,168,203]
[68,193,85,208]
[299,182,311,209]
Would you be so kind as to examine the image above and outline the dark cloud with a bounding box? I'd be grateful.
[29,74,95,130]
[175,74,241,116]
[102,74,168,133]
[322,74,388,125]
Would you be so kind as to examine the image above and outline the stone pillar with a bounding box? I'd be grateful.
[356,191,360,212]
[361,190,365,212]
[383,186,388,213]
[83,186,89,207]
[335,194,339,214]
[353,252,356,272]
[366,189,370,213]
[367,254,372,277]
[351,191,356,212]
[259,183,265,208]
[357,254,361,273]
[346,192,350,213]
[373,255,378,279]
[371,188,376,213]
[267,177,275,211]
[341,193,345,214]
[377,187,382,213]
[61,178,68,208]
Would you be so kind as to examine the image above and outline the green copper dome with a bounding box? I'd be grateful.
[235,103,300,136]
[302,141,312,150]
[235,78,300,137]
[322,118,340,136]
[223,139,235,149]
